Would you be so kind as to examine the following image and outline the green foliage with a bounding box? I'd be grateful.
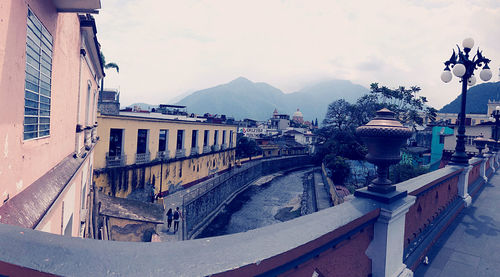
[324,155,350,185]
[389,164,429,183]
[236,137,262,158]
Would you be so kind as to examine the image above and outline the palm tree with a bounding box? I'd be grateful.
[99,52,119,95]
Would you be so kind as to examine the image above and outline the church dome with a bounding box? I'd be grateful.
[293,108,303,118]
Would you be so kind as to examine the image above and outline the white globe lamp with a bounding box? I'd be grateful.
[453,63,466,77]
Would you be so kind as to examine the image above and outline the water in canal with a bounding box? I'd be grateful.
[198,168,310,238]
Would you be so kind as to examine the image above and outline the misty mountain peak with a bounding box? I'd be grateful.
[229,76,253,85]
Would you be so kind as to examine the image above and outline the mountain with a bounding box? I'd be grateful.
[176,77,368,121]
[439,82,500,114]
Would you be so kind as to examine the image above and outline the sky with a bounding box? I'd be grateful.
[94,0,500,110]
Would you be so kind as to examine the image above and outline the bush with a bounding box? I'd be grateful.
[390,164,429,184]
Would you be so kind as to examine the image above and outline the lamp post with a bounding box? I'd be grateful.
[491,106,500,152]
[441,38,492,165]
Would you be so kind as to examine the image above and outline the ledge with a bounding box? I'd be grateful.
[0,149,93,229]
[396,165,463,196]
[0,196,380,276]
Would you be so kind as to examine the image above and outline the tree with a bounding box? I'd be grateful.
[324,154,350,185]
[389,164,428,183]
[368,83,429,129]
[322,99,356,132]
[100,52,120,94]
[236,137,262,159]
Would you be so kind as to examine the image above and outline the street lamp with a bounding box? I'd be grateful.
[441,38,492,165]
[491,106,500,151]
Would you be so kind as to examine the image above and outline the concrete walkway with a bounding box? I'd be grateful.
[414,172,500,277]
[313,171,332,210]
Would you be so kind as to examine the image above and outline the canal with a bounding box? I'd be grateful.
[198,168,312,238]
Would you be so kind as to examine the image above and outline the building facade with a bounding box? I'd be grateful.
[0,0,103,238]
[93,109,238,199]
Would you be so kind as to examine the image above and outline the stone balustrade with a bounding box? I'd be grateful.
[1,153,498,276]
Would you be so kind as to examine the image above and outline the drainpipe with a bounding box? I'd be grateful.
[75,42,84,157]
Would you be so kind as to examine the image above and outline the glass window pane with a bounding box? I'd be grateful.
[40,110,50,116]
[26,54,40,69]
[40,58,51,71]
[24,117,38,124]
[41,43,52,57]
[40,124,50,131]
[24,132,37,140]
[25,90,39,101]
[25,73,39,85]
[41,52,50,64]
[26,63,39,77]
[40,74,50,85]
[39,130,50,137]
[25,107,38,115]
[40,117,50,123]
[25,99,38,109]
[26,37,41,55]
[40,87,50,97]
[40,103,50,111]
[40,80,50,90]
[41,36,52,50]
[25,80,39,93]
[26,25,41,41]
[41,27,52,43]
[40,65,51,77]
[24,124,38,132]
[40,95,50,104]
[26,46,40,62]
[28,11,42,31]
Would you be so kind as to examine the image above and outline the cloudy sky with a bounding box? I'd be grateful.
[95,0,500,110]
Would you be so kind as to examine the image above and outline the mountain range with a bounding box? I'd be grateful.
[173,77,368,121]
[439,82,500,114]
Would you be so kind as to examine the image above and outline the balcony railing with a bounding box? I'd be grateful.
[229,142,233,148]
[105,153,126,167]
[176,148,186,158]
[203,146,211,154]
[190,147,199,156]
[135,151,150,164]
[91,126,97,143]
[221,143,227,150]
[156,150,170,160]
[212,144,220,152]
[84,128,92,149]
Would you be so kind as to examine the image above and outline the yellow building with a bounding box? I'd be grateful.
[93,106,237,199]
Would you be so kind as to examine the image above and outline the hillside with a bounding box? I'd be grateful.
[439,82,500,114]
[175,77,368,121]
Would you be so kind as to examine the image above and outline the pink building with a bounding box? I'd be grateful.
[0,0,103,237]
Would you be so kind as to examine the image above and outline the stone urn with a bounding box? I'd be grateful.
[355,108,412,195]
[473,136,488,157]
[486,138,497,153]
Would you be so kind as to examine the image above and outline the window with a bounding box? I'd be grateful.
[222,130,226,144]
[24,9,53,140]
[159,130,168,152]
[439,135,445,144]
[191,130,198,148]
[203,130,209,146]
[136,129,149,154]
[214,130,219,145]
[177,130,184,150]
[108,129,123,156]
[229,131,233,144]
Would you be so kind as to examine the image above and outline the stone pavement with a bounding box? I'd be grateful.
[414,172,500,277]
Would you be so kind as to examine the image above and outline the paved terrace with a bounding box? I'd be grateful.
[415,170,500,277]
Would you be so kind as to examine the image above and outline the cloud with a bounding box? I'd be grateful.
[95,0,500,110]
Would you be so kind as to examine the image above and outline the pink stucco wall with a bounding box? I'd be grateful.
[0,0,99,236]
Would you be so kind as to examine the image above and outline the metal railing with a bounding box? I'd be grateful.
[221,143,227,150]
[156,150,170,160]
[105,153,126,167]
[135,151,151,164]
[176,148,186,158]
[203,146,211,154]
[190,147,199,156]
[212,144,220,151]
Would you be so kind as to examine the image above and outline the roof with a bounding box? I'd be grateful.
[97,193,164,224]
[284,130,304,135]
[159,104,186,109]
[0,153,89,229]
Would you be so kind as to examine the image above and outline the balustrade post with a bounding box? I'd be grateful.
[451,164,473,207]
[490,154,496,172]
[480,155,489,182]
